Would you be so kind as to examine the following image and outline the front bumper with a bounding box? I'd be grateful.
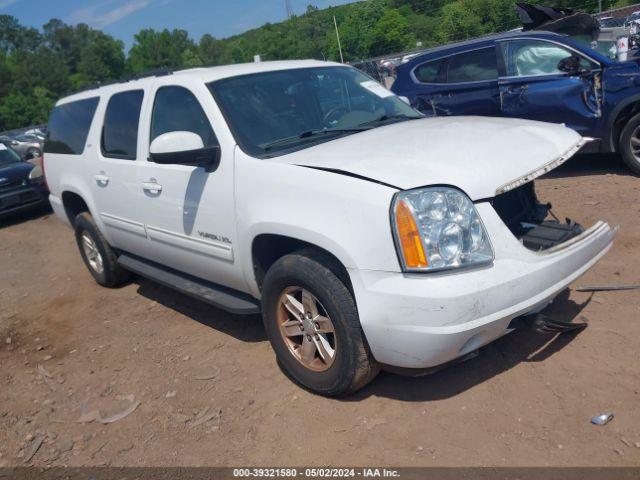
[0,183,48,218]
[350,203,617,369]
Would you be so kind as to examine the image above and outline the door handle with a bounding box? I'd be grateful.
[94,173,109,186]
[142,180,162,194]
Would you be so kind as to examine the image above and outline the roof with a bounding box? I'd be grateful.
[406,30,566,59]
[56,59,342,106]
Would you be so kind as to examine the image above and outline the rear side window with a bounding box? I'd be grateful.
[102,90,144,160]
[150,86,217,147]
[45,97,99,155]
[446,47,498,83]
[414,57,446,83]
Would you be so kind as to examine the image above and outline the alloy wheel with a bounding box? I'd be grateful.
[630,126,640,163]
[277,286,336,372]
[81,232,104,274]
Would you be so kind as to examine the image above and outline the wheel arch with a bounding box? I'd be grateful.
[61,190,90,226]
[604,94,640,153]
[251,232,355,297]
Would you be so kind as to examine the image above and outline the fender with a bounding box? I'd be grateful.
[242,222,360,298]
[58,176,104,234]
[602,92,640,152]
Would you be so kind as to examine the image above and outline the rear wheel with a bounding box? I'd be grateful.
[261,249,379,396]
[25,147,41,160]
[74,212,130,287]
[619,112,640,175]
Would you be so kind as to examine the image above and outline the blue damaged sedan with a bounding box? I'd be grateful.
[391,30,640,175]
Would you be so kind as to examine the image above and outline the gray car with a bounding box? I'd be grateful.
[0,134,43,160]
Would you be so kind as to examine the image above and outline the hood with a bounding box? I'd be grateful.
[279,116,584,200]
[0,162,33,188]
[517,3,599,39]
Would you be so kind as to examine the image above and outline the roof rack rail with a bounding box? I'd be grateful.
[129,67,174,80]
[67,67,174,96]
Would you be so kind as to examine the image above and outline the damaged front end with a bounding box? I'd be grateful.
[492,181,585,251]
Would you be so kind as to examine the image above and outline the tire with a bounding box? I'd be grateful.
[261,248,380,397]
[74,212,131,287]
[619,112,640,175]
[25,147,41,159]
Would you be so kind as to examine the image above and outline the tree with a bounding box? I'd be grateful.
[0,50,11,98]
[0,87,55,130]
[199,34,225,65]
[75,32,125,87]
[9,47,70,97]
[369,9,415,56]
[0,15,40,53]
[128,28,199,72]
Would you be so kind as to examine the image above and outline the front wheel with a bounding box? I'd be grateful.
[261,249,379,397]
[619,112,640,175]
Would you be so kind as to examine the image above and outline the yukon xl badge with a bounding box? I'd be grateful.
[198,231,232,245]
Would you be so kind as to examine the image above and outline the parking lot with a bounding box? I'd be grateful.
[0,153,639,467]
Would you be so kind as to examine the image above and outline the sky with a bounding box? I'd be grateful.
[0,0,359,47]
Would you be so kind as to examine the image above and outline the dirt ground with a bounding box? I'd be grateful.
[0,153,639,468]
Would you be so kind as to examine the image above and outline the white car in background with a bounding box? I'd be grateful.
[43,60,615,396]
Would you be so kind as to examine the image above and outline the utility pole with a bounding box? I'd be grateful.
[334,15,344,63]
[598,0,602,14]
[285,0,294,18]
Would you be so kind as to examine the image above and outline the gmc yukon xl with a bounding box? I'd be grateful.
[43,60,616,396]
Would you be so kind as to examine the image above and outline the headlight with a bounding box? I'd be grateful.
[391,187,493,272]
[28,164,43,182]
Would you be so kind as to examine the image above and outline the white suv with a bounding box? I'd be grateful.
[43,60,616,396]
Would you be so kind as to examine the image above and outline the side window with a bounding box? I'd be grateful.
[446,47,498,83]
[150,86,217,147]
[413,57,446,83]
[101,90,144,160]
[44,97,99,155]
[501,40,594,77]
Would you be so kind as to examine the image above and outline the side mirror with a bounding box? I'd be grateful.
[557,56,586,75]
[11,140,19,146]
[149,131,220,170]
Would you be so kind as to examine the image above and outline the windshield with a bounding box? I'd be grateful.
[0,143,22,166]
[208,66,422,157]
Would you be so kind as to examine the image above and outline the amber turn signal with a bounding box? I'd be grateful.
[395,199,428,269]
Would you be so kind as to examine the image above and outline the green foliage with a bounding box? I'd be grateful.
[0,1,610,131]
[128,28,198,72]
[0,87,56,130]
[436,0,519,43]
[0,16,124,131]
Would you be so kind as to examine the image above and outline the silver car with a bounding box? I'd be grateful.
[0,134,43,160]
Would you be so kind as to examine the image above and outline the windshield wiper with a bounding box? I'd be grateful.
[358,113,420,127]
[262,127,370,151]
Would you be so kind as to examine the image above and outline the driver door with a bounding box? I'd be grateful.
[497,38,602,136]
[137,82,244,292]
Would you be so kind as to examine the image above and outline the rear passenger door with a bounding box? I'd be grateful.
[137,83,242,291]
[91,89,149,255]
[409,46,501,117]
[431,46,501,117]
